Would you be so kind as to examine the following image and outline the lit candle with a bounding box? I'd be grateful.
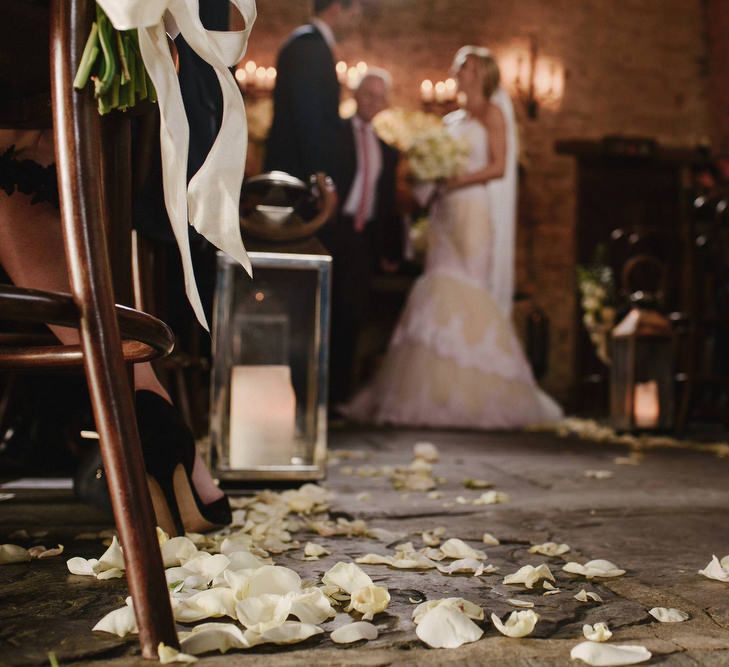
[229,365,297,468]
[633,381,660,429]
[336,60,348,83]
[356,60,368,75]
[420,79,434,102]
[347,66,360,90]
[434,80,447,103]
[234,68,247,86]
[244,60,257,75]
[444,77,457,100]
[255,66,267,89]
[266,66,277,90]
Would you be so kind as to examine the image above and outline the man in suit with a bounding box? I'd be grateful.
[330,69,403,407]
[264,0,360,184]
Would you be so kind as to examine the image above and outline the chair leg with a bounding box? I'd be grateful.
[50,0,178,657]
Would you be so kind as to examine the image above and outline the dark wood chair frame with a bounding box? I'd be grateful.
[0,0,179,657]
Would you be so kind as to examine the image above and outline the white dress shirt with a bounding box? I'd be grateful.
[343,115,383,226]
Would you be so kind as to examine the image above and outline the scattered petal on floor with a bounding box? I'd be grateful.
[158,643,198,664]
[503,563,555,589]
[507,599,535,608]
[304,542,330,560]
[322,562,373,594]
[421,527,446,546]
[330,620,378,644]
[415,604,484,648]
[570,641,651,665]
[490,610,539,637]
[36,544,64,559]
[0,544,31,564]
[413,442,439,462]
[93,605,138,637]
[583,622,613,641]
[529,542,570,557]
[179,622,250,655]
[346,584,390,620]
[473,491,510,505]
[174,588,237,623]
[648,607,689,622]
[250,621,323,645]
[584,470,614,480]
[439,538,487,560]
[437,557,494,576]
[698,555,729,582]
[574,589,604,603]
[564,559,625,579]
[412,597,484,624]
[288,588,337,624]
[482,533,500,545]
[463,478,493,489]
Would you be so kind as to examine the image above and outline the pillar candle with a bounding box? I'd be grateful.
[633,381,660,429]
[229,365,297,468]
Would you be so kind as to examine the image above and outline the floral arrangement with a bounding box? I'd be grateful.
[576,251,617,365]
[374,108,469,181]
[246,97,274,143]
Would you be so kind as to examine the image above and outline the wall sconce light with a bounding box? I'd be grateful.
[501,36,564,119]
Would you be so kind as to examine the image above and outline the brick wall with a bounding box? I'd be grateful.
[244,0,714,403]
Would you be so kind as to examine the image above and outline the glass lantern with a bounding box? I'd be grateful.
[610,301,674,432]
[210,250,331,482]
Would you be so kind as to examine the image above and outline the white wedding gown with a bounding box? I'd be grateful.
[342,109,563,428]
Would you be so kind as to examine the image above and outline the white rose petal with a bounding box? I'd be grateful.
[507,599,535,608]
[412,597,483,624]
[179,622,250,655]
[0,544,31,564]
[36,544,64,559]
[174,588,236,623]
[227,550,269,572]
[482,533,500,545]
[220,535,254,556]
[347,584,390,620]
[67,556,99,576]
[249,621,323,645]
[648,607,689,623]
[473,491,510,505]
[584,470,614,480]
[529,542,570,557]
[96,567,124,580]
[93,605,138,637]
[413,442,439,462]
[322,562,373,594]
[574,589,604,603]
[288,588,337,624]
[330,621,378,644]
[698,555,729,582]
[583,622,613,641]
[181,553,231,582]
[437,558,495,576]
[161,537,198,567]
[95,535,125,572]
[235,594,292,632]
[490,610,539,638]
[503,563,555,589]
[416,605,483,648]
[564,560,625,579]
[247,565,302,597]
[304,542,330,559]
[570,641,651,665]
[439,538,486,560]
[158,643,197,664]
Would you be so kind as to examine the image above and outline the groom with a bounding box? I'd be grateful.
[264,0,360,185]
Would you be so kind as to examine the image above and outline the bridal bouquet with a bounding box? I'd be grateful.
[407,127,469,182]
[577,250,617,365]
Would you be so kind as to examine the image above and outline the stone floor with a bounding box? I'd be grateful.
[1,426,729,666]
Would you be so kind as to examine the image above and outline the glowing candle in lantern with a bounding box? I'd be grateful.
[633,381,660,429]
[336,60,348,83]
[420,79,434,102]
[244,60,257,75]
[234,68,247,86]
[266,66,277,89]
[229,365,297,468]
[356,60,368,75]
[434,80,447,103]
[347,66,360,90]
[255,66,267,89]
[444,77,457,100]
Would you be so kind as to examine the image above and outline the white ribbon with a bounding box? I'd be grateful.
[97,0,257,329]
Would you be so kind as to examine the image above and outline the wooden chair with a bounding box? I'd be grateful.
[0,0,178,656]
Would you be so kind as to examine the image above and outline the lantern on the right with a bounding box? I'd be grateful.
[610,296,675,432]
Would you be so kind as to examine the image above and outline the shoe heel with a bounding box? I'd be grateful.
[172,465,229,534]
[147,469,185,537]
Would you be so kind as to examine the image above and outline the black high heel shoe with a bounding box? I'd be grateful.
[74,391,231,537]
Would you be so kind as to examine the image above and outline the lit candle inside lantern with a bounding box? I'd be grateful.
[444,77,457,100]
[347,66,360,90]
[434,80,447,103]
[420,79,434,102]
[255,66,267,89]
[633,381,660,429]
[244,60,257,75]
[229,365,297,468]
[336,60,348,83]
[356,60,368,75]
[265,66,277,89]
[234,68,247,86]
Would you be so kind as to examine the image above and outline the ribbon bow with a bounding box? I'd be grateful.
[97,0,257,330]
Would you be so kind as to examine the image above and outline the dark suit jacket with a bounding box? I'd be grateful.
[335,117,402,264]
[264,24,341,184]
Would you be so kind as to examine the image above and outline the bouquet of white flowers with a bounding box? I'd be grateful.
[577,254,617,365]
[407,126,469,182]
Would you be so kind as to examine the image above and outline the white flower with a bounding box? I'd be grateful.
[563,559,625,579]
[570,641,651,665]
[415,604,483,648]
[583,622,613,641]
[490,610,539,638]
[648,607,689,622]
[330,621,378,644]
[503,563,555,589]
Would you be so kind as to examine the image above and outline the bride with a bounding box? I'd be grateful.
[343,46,563,428]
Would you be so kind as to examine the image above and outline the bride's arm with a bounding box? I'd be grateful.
[445,105,506,191]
